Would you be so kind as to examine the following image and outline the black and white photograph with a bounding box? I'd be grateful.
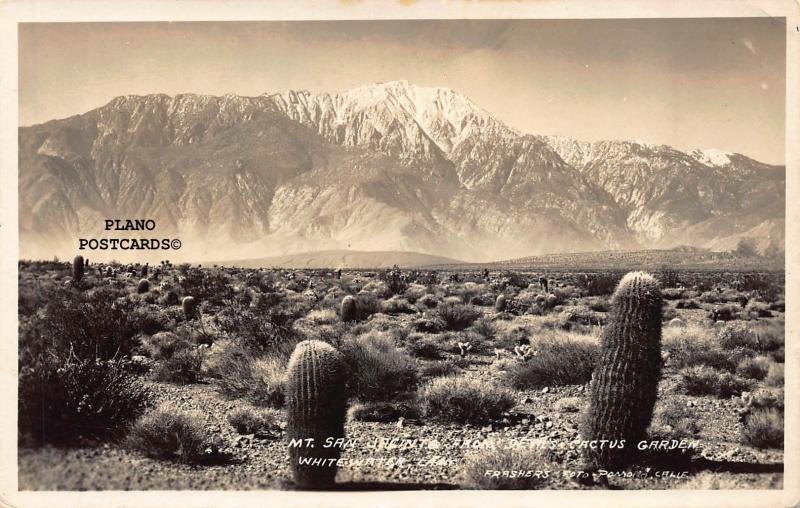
[1,1,798,506]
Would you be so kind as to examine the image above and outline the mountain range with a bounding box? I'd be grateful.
[18,80,785,262]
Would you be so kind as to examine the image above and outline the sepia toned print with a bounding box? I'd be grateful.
[10,12,791,498]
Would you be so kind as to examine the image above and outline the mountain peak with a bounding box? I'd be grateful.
[689,148,734,167]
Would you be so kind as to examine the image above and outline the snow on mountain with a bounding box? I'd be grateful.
[689,148,733,167]
[17,82,785,262]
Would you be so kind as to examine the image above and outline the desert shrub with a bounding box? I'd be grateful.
[658,267,681,288]
[20,286,143,364]
[403,284,428,304]
[735,356,771,381]
[18,357,152,446]
[676,365,755,398]
[461,441,552,489]
[699,291,722,304]
[304,308,338,325]
[347,400,420,423]
[351,292,382,320]
[406,333,443,359]
[661,288,684,300]
[675,299,700,309]
[415,293,439,309]
[709,304,741,322]
[745,300,772,318]
[420,376,516,424]
[177,266,234,306]
[215,296,303,358]
[126,404,223,463]
[651,399,700,439]
[433,302,481,331]
[741,408,783,449]
[469,294,496,306]
[420,361,463,379]
[205,341,285,407]
[663,327,742,372]
[381,296,416,315]
[341,333,418,402]
[765,362,784,387]
[504,335,599,389]
[585,296,610,312]
[152,347,204,384]
[740,273,783,303]
[227,407,278,435]
[717,321,760,350]
[470,318,497,342]
[675,365,718,396]
[577,273,621,296]
[748,320,785,353]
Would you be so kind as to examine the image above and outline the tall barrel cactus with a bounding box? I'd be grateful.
[286,340,348,489]
[495,294,506,312]
[341,295,357,322]
[182,296,198,319]
[72,255,84,282]
[583,271,663,469]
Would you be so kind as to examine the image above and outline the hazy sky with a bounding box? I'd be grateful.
[19,18,786,164]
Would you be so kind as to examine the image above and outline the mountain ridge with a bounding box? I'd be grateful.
[18,82,785,263]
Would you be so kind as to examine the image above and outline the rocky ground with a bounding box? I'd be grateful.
[19,375,783,491]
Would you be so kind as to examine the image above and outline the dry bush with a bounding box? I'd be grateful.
[650,399,700,439]
[227,407,279,435]
[204,341,285,407]
[676,365,755,398]
[765,362,784,387]
[741,408,783,449]
[18,357,152,446]
[735,356,771,381]
[420,361,463,379]
[126,404,223,463]
[406,333,443,359]
[503,333,598,389]
[341,332,419,402]
[433,302,482,331]
[420,376,516,424]
[663,325,742,372]
[460,440,553,490]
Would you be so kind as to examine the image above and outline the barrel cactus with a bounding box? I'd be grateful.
[341,295,357,322]
[495,294,506,312]
[286,340,348,489]
[182,296,198,319]
[582,271,663,469]
[137,279,150,294]
[72,255,84,282]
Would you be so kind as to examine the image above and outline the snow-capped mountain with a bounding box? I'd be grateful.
[18,82,784,262]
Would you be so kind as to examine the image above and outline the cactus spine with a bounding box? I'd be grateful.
[495,294,506,312]
[72,255,84,282]
[583,271,663,469]
[341,295,357,322]
[286,340,348,489]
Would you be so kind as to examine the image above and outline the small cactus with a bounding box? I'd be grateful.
[495,294,506,312]
[182,296,198,319]
[72,255,85,282]
[142,263,149,278]
[286,340,348,489]
[137,279,150,294]
[341,295,357,322]
[582,271,663,469]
